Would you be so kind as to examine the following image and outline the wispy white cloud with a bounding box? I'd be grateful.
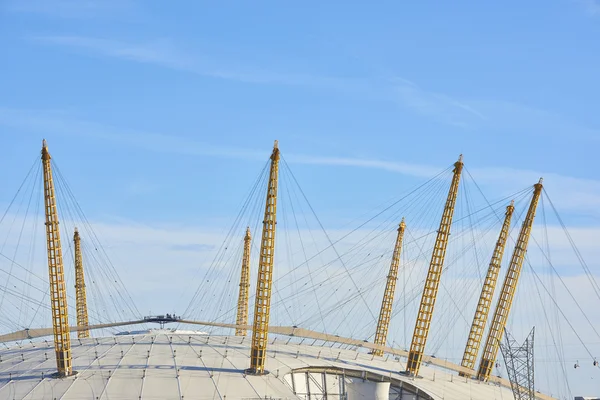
[28,35,485,129]
[286,153,441,178]
[29,35,362,89]
[125,180,160,196]
[28,35,600,141]
[579,0,600,16]
[468,99,600,142]
[0,107,265,160]
[6,0,137,18]
[391,78,486,127]
[1,107,600,217]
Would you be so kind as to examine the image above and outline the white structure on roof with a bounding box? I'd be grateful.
[0,331,555,400]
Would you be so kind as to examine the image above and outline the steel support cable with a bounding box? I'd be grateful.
[52,170,128,324]
[529,262,572,397]
[541,195,569,398]
[397,200,511,319]
[201,170,524,336]
[279,167,359,334]
[49,170,147,330]
[335,223,450,339]
[350,186,456,342]
[280,158,457,328]
[207,229,394,331]
[80,251,109,325]
[206,230,246,325]
[337,173,449,268]
[284,179,327,332]
[0,162,39,314]
[0,157,39,228]
[22,165,42,328]
[202,166,269,326]
[259,162,454,287]
[297,255,392,325]
[202,204,267,331]
[206,184,492,334]
[80,243,128,325]
[463,176,484,284]
[17,163,42,330]
[52,163,141,321]
[288,250,393,326]
[543,189,600,301]
[183,160,269,318]
[526,261,596,360]
[0,288,36,331]
[527,230,600,342]
[410,193,529,358]
[52,178,124,326]
[177,164,264,322]
[282,168,334,328]
[463,167,533,225]
[278,171,302,325]
[280,157,377,323]
[280,175,323,327]
[80,244,113,322]
[429,213,507,356]
[184,164,267,315]
[251,168,451,310]
[191,177,266,327]
[211,237,247,327]
[333,179,444,307]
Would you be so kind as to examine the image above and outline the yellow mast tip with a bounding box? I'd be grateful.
[400,217,406,227]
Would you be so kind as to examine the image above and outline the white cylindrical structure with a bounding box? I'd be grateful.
[346,379,390,400]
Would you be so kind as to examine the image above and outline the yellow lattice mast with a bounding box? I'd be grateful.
[477,179,543,381]
[373,218,406,357]
[459,201,514,375]
[406,155,463,376]
[73,227,90,339]
[236,227,252,336]
[248,141,280,375]
[41,139,74,377]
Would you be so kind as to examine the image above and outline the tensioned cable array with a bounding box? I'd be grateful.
[0,152,144,338]
[1,143,598,397]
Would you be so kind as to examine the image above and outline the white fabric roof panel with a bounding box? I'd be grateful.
[0,331,554,400]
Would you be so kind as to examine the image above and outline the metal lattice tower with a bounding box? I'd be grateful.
[373,218,406,357]
[41,139,73,377]
[477,179,543,381]
[248,141,280,375]
[460,201,514,375]
[406,155,463,376]
[500,328,535,400]
[236,227,252,336]
[74,228,90,339]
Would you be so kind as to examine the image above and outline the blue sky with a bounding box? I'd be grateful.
[1,0,600,226]
[1,1,600,395]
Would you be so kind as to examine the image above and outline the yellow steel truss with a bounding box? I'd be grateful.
[373,218,406,356]
[41,140,73,376]
[74,228,90,339]
[236,227,252,336]
[406,156,463,376]
[460,201,514,375]
[477,179,543,381]
[248,141,280,374]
